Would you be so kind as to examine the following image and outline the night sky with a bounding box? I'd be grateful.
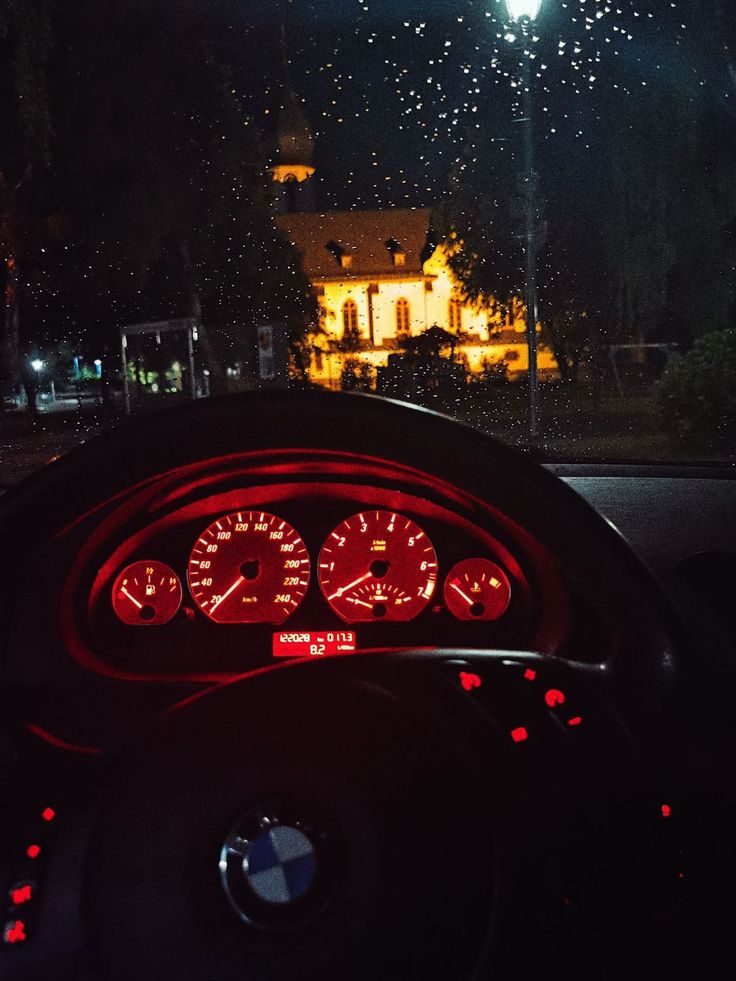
[231,1,733,211]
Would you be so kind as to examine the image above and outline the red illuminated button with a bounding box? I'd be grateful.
[26,844,41,860]
[10,884,33,906]
[567,716,583,727]
[523,668,537,681]
[41,807,56,822]
[3,919,27,945]
[510,726,529,743]
[661,804,672,818]
[459,671,482,692]
[544,688,566,708]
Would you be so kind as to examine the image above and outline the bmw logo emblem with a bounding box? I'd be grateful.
[219,804,339,929]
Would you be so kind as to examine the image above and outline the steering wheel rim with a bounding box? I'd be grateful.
[0,391,716,980]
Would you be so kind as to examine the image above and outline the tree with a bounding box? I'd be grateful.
[0,0,55,410]
[3,0,316,405]
[438,3,736,386]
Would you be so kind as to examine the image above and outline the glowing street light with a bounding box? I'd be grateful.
[505,0,542,21]
[505,0,543,437]
[30,359,44,373]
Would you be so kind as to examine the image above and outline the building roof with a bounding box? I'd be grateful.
[276,208,433,280]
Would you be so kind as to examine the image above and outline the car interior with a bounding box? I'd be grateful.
[1,390,734,979]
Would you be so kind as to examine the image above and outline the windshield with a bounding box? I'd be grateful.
[1,0,734,485]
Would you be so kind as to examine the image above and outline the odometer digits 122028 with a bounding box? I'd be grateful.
[188,512,310,624]
[318,510,437,622]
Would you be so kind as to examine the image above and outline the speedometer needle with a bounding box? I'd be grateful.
[120,587,143,610]
[449,580,474,607]
[328,571,372,600]
[209,575,245,614]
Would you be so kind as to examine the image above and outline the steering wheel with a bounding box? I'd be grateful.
[0,391,730,980]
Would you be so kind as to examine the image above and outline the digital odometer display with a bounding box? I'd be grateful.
[272,631,357,658]
[188,511,310,624]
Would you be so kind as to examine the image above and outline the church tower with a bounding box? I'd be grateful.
[269,25,316,214]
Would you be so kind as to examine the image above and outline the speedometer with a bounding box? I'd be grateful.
[318,510,438,622]
[187,512,310,624]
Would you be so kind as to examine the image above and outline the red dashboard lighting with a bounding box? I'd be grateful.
[25,844,41,860]
[567,716,582,727]
[41,807,56,822]
[661,804,672,818]
[544,688,566,708]
[3,920,27,944]
[459,671,482,691]
[272,631,357,658]
[511,726,529,743]
[523,668,536,681]
[10,885,32,906]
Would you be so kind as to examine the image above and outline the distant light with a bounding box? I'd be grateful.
[30,359,44,372]
[94,359,102,367]
[505,0,543,21]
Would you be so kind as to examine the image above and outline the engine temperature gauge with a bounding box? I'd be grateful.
[443,559,511,621]
[112,561,182,626]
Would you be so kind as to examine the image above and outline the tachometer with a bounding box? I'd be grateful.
[318,511,437,622]
[188,512,310,624]
[112,561,182,626]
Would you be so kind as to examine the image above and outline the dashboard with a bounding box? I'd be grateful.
[54,451,581,681]
[1,392,734,981]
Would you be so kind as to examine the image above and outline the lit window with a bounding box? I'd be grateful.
[340,253,353,270]
[396,298,410,335]
[449,298,463,332]
[342,298,358,334]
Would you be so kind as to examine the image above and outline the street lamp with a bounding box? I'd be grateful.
[506,0,542,21]
[505,0,542,438]
[30,359,44,373]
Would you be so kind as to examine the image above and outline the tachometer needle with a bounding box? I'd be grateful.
[328,571,372,600]
[449,580,474,607]
[119,587,143,610]
[209,575,245,614]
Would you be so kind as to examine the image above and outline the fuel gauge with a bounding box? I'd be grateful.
[112,561,182,626]
[443,559,511,622]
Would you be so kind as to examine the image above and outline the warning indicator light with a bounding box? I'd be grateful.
[661,804,672,818]
[567,716,582,727]
[511,726,529,743]
[459,671,482,692]
[25,844,41,860]
[523,668,536,681]
[41,807,56,822]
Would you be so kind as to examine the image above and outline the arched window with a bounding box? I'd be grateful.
[448,298,463,332]
[396,297,410,336]
[342,298,359,335]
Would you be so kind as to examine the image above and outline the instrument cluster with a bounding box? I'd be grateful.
[72,477,567,681]
[111,508,513,629]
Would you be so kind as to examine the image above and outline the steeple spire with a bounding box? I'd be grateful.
[269,8,316,212]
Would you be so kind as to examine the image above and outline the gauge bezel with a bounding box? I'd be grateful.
[187,510,310,625]
[317,510,439,623]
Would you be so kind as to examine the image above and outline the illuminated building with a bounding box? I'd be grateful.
[270,87,557,389]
